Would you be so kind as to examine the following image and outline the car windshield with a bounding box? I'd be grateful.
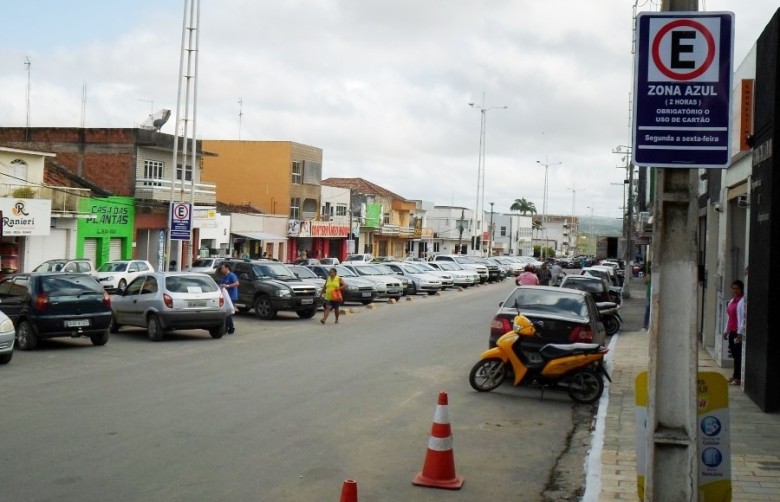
[506,288,588,318]
[374,264,397,275]
[290,266,318,279]
[453,256,475,264]
[413,263,436,272]
[34,260,68,272]
[165,274,218,293]
[41,274,103,296]
[252,262,296,278]
[353,265,384,276]
[191,259,214,268]
[334,266,357,277]
[402,264,424,273]
[98,262,128,272]
[561,279,604,294]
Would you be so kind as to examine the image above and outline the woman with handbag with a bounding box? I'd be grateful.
[320,267,345,324]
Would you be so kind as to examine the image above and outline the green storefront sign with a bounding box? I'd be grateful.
[77,196,135,267]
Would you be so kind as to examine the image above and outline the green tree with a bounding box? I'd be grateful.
[510,198,537,215]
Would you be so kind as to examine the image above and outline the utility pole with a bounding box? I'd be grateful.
[457,209,466,255]
[643,1,701,500]
[488,202,495,257]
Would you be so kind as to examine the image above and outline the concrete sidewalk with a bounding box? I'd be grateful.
[589,278,780,501]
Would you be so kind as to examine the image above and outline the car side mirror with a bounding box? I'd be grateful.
[115,288,125,295]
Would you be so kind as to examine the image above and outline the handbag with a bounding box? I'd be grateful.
[330,288,343,302]
[221,288,236,315]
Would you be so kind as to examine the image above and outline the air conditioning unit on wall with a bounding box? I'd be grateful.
[737,195,749,208]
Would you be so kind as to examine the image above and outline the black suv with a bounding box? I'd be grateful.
[0,273,112,350]
[216,259,322,320]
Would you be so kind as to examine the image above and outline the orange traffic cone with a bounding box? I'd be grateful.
[412,391,464,490]
[339,479,358,502]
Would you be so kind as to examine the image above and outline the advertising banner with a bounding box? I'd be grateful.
[0,198,51,235]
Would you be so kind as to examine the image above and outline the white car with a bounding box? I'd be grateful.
[187,257,227,275]
[97,259,154,291]
[0,310,15,364]
[427,261,479,287]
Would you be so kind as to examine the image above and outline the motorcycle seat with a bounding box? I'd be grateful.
[596,301,618,310]
[539,342,603,359]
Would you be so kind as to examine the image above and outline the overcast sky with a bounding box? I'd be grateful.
[2,1,777,219]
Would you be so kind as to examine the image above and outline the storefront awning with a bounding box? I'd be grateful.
[231,231,286,242]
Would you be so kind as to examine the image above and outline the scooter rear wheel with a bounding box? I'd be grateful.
[565,368,604,404]
[469,358,507,392]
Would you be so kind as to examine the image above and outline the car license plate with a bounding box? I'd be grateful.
[65,319,90,328]
[301,298,313,305]
[188,301,207,308]
[362,292,371,297]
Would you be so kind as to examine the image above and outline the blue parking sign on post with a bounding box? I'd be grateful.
[632,12,734,168]
[170,202,192,241]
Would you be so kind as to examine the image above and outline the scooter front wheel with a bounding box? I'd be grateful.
[565,368,604,404]
[603,316,620,336]
[469,358,507,392]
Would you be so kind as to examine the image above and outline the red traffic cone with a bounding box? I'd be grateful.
[412,391,464,490]
[339,479,358,502]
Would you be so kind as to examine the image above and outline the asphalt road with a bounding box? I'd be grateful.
[2,280,591,502]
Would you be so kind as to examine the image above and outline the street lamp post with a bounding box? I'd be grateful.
[536,156,561,260]
[586,205,596,255]
[567,183,583,257]
[488,202,495,257]
[469,94,507,256]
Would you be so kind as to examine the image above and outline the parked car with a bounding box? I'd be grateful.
[489,285,606,349]
[288,265,325,290]
[187,257,228,275]
[0,311,15,364]
[318,257,340,266]
[305,265,379,305]
[559,275,612,303]
[427,261,479,287]
[110,272,227,341]
[339,263,404,300]
[431,255,489,284]
[372,264,415,295]
[97,259,154,291]
[215,259,322,320]
[403,261,455,289]
[33,258,97,276]
[493,257,524,276]
[292,258,321,266]
[0,273,112,350]
[382,262,443,295]
[344,254,374,263]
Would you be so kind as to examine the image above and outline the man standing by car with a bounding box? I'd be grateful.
[536,262,552,286]
[550,262,563,286]
[219,263,239,334]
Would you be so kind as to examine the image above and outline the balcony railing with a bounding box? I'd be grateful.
[377,224,399,235]
[0,183,91,213]
[135,178,216,205]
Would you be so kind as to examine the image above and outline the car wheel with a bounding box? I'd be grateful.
[236,306,251,313]
[0,351,12,364]
[296,308,316,319]
[391,295,403,301]
[110,315,121,333]
[16,321,38,351]
[209,320,226,339]
[361,300,373,305]
[90,329,109,346]
[427,290,437,296]
[566,368,604,404]
[603,316,620,336]
[469,358,507,392]
[147,314,164,342]
[254,296,277,320]
[118,279,127,290]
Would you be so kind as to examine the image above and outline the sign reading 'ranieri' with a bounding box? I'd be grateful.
[633,12,734,168]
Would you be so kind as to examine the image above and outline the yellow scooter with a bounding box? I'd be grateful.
[469,315,611,404]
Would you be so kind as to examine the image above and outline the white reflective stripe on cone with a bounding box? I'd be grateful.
[427,436,454,452]
[433,405,450,424]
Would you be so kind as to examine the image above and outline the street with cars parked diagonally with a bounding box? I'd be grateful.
[1,280,597,501]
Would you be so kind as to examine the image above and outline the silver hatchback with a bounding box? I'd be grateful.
[110,272,227,341]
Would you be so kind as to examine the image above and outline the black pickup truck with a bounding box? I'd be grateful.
[216,259,322,320]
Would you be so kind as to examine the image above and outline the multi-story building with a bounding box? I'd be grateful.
[0,127,217,271]
[201,140,322,262]
[321,178,416,259]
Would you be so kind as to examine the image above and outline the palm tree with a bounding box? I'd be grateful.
[510,198,537,215]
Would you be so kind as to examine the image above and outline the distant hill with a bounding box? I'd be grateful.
[577,216,623,238]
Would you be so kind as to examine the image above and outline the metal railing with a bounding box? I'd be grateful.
[0,183,91,213]
[135,178,217,205]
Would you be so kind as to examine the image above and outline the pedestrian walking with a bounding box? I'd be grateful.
[516,264,540,286]
[219,262,239,334]
[550,262,563,286]
[320,267,345,324]
[536,262,552,286]
[723,280,745,385]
